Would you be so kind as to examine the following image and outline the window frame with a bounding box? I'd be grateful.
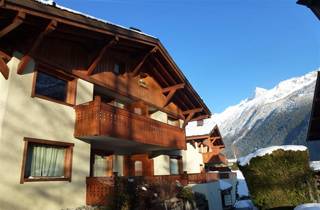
[20,137,74,184]
[31,69,77,107]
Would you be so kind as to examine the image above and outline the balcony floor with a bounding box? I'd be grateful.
[78,135,180,155]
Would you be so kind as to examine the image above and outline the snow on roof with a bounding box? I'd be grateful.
[219,180,232,190]
[238,145,308,166]
[310,161,320,172]
[294,204,320,210]
[186,118,216,136]
[234,200,255,208]
[34,0,156,38]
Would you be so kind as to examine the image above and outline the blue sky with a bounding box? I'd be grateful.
[56,0,320,113]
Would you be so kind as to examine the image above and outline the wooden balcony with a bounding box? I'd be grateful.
[202,150,227,164]
[75,97,186,152]
[86,172,230,206]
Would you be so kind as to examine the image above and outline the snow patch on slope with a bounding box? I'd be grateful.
[238,145,308,166]
[186,71,317,138]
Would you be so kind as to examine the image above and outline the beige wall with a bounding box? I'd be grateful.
[182,143,204,174]
[0,56,93,210]
[150,110,167,124]
[153,155,170,175]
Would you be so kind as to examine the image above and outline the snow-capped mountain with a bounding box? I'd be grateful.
[186,70,318,158]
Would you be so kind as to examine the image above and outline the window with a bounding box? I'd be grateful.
[114,63,121,75]
[170,158,180,175]
[21,138,74,183]
[91,150,113,177]
[134,161,143,176]
[32,71,77,106]
[197,120,204,127]
[113,62,125,75]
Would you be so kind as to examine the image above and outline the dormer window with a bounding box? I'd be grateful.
[114,63,120,74]
[113,62,125,75]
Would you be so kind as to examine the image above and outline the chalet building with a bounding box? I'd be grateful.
[0,0,239,209]
[297,0,320,20]
[186,125,228,172]
[185,122,237,209]
[306,72,320,161]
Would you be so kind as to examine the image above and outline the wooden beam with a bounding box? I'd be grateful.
[182,108,203,128]
[152,56,176,85]
[87,36,119,75]
[191,114,209,122]
[162,83,185,93]
[0,57,9,79]
[0,11,25,38]
[131,46,157,77]
[182,108,203,115]
[0,50,11,62]
[183,112,196,128]
[17,20,57,74]
[162,83,185,107]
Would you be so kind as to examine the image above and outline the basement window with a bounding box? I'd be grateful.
[32,71,77,106]
[21,138,74,183]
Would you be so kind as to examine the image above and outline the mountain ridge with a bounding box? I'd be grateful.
[186,70,319,158]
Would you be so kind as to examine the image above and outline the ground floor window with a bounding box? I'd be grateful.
[21,138,74,183]
[134,161,143,176]
[90,149,113,177]
[170,157,179,175]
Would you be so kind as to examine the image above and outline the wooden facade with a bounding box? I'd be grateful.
[187,125,227,167]
[86,172,236,206]
[0,1,233,208]
[297,0,320,20]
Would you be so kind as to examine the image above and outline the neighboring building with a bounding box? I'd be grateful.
[186,125,228,172]
[297,0,320,20]
[306,72,320,161]
[0,1,238,210]
[186,121,237,209]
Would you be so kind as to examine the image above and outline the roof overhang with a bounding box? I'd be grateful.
[297,0,320,20]
[0,0,211,121]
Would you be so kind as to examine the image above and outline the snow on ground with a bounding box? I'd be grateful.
[294,204,320,210]
[238,145,308,166]
[234,200,257,209]
[34,0,156,37]
[310,161,320,172]
[233,170,249,198]
[219,180,232,190]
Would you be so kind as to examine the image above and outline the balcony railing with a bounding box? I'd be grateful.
[75,97,186,150]
[86,172,234,206]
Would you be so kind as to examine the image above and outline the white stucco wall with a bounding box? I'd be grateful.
[153,155,170,175]
[182,143,204,174]
[150,110,167,124]
[0,56,93,210]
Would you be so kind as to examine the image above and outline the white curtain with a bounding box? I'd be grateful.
[29,145,66,177]
[93,155,107,177]
[170,158,179,175]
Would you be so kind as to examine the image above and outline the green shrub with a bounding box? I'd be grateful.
[239,149,317,209]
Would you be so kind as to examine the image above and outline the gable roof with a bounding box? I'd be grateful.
[0,0,211,120]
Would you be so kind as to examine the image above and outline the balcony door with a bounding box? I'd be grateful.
[91,149,113,177]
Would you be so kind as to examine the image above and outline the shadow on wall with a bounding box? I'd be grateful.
[0,56,90,209]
